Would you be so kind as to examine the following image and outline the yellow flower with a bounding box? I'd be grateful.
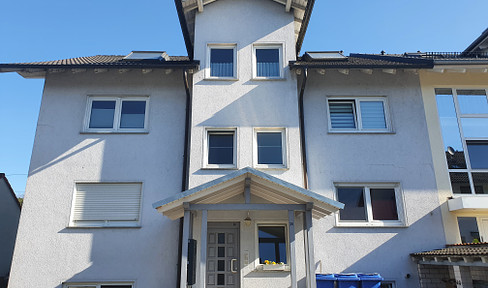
[272,262,276,265]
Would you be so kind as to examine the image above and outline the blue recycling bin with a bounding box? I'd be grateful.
[336,273,360,288]
[316,274,336,288]
[358,273,383,288]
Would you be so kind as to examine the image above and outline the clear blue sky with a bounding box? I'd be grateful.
[1,0,487,197]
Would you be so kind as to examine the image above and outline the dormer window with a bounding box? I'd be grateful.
[207,44,237,79]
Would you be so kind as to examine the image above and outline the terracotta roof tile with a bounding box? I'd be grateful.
[412,243,488,257]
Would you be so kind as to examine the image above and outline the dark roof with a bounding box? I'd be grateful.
[0,54,199,71]
[0,173,21,209]
[290,53,434,69]
[464,28,488,53]
[412,243,488,257]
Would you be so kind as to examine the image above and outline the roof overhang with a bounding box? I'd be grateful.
[448,196,488,212]
[411,244,488,267]
[175,0,315,58]
[153,167,343,220]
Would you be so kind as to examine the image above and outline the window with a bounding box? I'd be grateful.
[380,282,396,288]
[64,283,133,288]
[254,128,286,168]
[85,96,148,132]
[327,97,390,132]
[253,45,282,79]
[207,44,237,79]
[335,184,404,227]
[205,129,236,169]
[69,183,142,227]
[457,217,488,243]
[258,226,287,264]
[435,88,488,194]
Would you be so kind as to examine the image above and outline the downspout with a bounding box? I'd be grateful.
[298,68,309,189]
[177,68,193,288]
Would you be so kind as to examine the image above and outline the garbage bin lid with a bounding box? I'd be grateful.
[357,273,384,280]
[335,273,360,280]
[316,274,337,280]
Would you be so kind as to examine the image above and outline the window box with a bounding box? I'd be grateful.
[259,263,290,272]
[69,183,143,228]
[84,96,149,133]
[327,97,391,133]
[203,128,237,169]
[334,183,406,227]
[206,44,237,80]
[253,128,287,169]
[252,44,283,79]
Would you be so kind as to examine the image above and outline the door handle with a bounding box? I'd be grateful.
[231,259,238,273]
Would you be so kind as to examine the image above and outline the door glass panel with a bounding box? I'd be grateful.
[217,260,225,271]
[218,233,225,244]
[449,172,471,194]
[458,217,480,243]
[218,247,225,257]
[217,274,225,285]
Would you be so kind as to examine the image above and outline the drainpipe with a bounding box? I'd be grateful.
[298,68,309,189]
[177,68,193,288]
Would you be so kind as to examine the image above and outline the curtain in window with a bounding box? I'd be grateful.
[360,101,386,129]
[210,49,233,77]
[329,102,356,128]
[256,49,279,77]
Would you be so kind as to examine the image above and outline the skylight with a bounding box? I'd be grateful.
[305,51,346,60]
[123,51,167,61]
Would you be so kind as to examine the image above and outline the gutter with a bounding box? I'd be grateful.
[298,68,309,189]
[177,68,193,288]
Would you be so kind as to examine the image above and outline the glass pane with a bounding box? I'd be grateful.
[258,226,286,264]
[461,118,488,138]
[217,233,225,244]
[120,101,146,128]
[256,48,280,77]
[467,141,488,169]
[257,132,282,164]
[457,90,488,114]
[329,101,356,129]
[435,91,466,169]
[360,101,386,129]
[217,274,225,285]
[218,247,225,257]
[208,133,234,164]
[210,48,233,77]
[217,260,225,271]
[457,217,480,243]
[472,173,488,194]
[89,101,115,128]
[449,172,471,194]
[337,187,366,220]
[370,188,398,220]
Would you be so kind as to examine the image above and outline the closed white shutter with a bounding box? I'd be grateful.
[72,183,142,224]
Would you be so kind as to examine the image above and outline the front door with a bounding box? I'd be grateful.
[207,222,240,288]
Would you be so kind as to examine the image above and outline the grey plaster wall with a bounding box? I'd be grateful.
[8,70,187,288]
[303,70,447,288]
[0,179,20,280]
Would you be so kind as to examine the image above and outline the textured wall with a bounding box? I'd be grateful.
[8,69,187,288]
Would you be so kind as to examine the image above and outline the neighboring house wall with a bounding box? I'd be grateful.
[8,70,187,288]
[420,70,488,244]
[303,70,446,287]
[0,175,20,286]
[189,0,303,188]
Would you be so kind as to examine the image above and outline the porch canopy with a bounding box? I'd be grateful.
[152,167,343,219]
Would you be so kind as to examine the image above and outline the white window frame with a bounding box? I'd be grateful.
[457,216,488,243]
[435,88,488,195]
[334,183,406,227]
[64,282,134,288]
[252,44,284,80]
[83,96,149,133]
[253,127,287,169]
[68,182,143,228]
[254,223,290,271]
[326,96,391,133]
[206,43,237,80]
[203,128,238,169]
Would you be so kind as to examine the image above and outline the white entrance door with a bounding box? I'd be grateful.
[207,222,240,288]
[480,218,488,243]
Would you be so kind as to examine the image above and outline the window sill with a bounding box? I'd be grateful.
[254,165,288,170]
[328,130,395,135]
[335,221,406,228]
[256,264,290,272]
[201,166,238,170]
[251,77,285,81]
[67,225,142,229]
[204,77,238,81]
[81,130,149,134]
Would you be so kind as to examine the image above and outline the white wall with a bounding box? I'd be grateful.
[303,69,447,288]
[0,179,20,279]
[189,0,303,189]
[8,70,187,288]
